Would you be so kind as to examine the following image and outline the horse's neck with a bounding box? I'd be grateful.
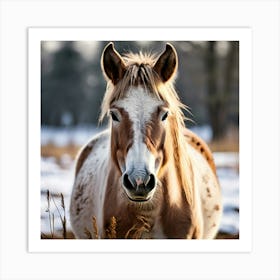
[162,122,194,203]
[161,148,203,238]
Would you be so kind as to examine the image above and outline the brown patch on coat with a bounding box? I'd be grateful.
[214,204,220,211]
[184,128,217,175]
[206,187,211,196]
[144,107,170,174]
[145,107,167,153]
[110,107,134,173]
[160,178,200,239]
[72,184,89,215]
[161,203,193,238]
[75,141,95,176]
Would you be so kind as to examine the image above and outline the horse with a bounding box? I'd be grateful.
[70,42,222,239]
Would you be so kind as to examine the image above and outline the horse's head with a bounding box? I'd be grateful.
[101,42,179,202]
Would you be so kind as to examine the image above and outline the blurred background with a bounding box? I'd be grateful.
[41,41,239,239]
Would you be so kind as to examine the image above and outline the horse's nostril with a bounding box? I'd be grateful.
[123,173,135,191]
[145,174,156,191]
[123,172,156,198]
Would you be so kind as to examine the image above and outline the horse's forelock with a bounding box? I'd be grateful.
[100,52,187,122]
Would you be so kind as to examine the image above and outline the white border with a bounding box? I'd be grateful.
[1,1,279,279]
[28,27,252,253]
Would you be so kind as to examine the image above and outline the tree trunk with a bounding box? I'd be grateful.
[205,41,238,141]
[205,41,224,140]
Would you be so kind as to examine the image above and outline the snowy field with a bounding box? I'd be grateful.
[41,126,239,237]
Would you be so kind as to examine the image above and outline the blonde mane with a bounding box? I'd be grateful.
[100,51,194,206]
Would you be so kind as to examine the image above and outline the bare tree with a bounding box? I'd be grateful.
[205,41,239,140]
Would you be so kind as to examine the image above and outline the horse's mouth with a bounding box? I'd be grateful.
[126,195,151,203]
[122,182,156,203]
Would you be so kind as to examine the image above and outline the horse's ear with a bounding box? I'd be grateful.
[153,43,178,82]
[101,42,126,85]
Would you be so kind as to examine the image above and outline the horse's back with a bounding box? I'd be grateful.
[184,128,222,239]
[70,130,110,238]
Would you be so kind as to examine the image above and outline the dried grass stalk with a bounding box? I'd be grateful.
[84,228,93,239]
[45,190,54,238]
[43,190,68,239]
[106,216,117,239]
[92,216,99,239]
[60,193,67,239]
[125,216,151,239]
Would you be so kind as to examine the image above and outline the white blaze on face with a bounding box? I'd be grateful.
[114,86,163,175]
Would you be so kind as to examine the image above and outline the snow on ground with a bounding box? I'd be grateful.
[41,125,213,146]
[41,125,103,146]
[41,157,75,234]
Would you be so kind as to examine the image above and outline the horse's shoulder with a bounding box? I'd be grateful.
[184,128,216,175]
[75,130,110,176]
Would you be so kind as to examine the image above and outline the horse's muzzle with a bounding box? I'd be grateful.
[122,172,156,202]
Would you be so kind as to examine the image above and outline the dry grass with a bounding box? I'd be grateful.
[125,216,151,239]
[209,126,239,152]
[41,143,80,160]
[41,192,238,240]
[216,232,239,239]
[209,138,239,152]
[41,231,75,239]
[41,229,238,239]
[84,217,99,239]
[42,190,68,239]
[105,216,117,239]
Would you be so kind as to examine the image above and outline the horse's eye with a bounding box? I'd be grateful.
[110,111,120,122]
[161,111,169,121]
